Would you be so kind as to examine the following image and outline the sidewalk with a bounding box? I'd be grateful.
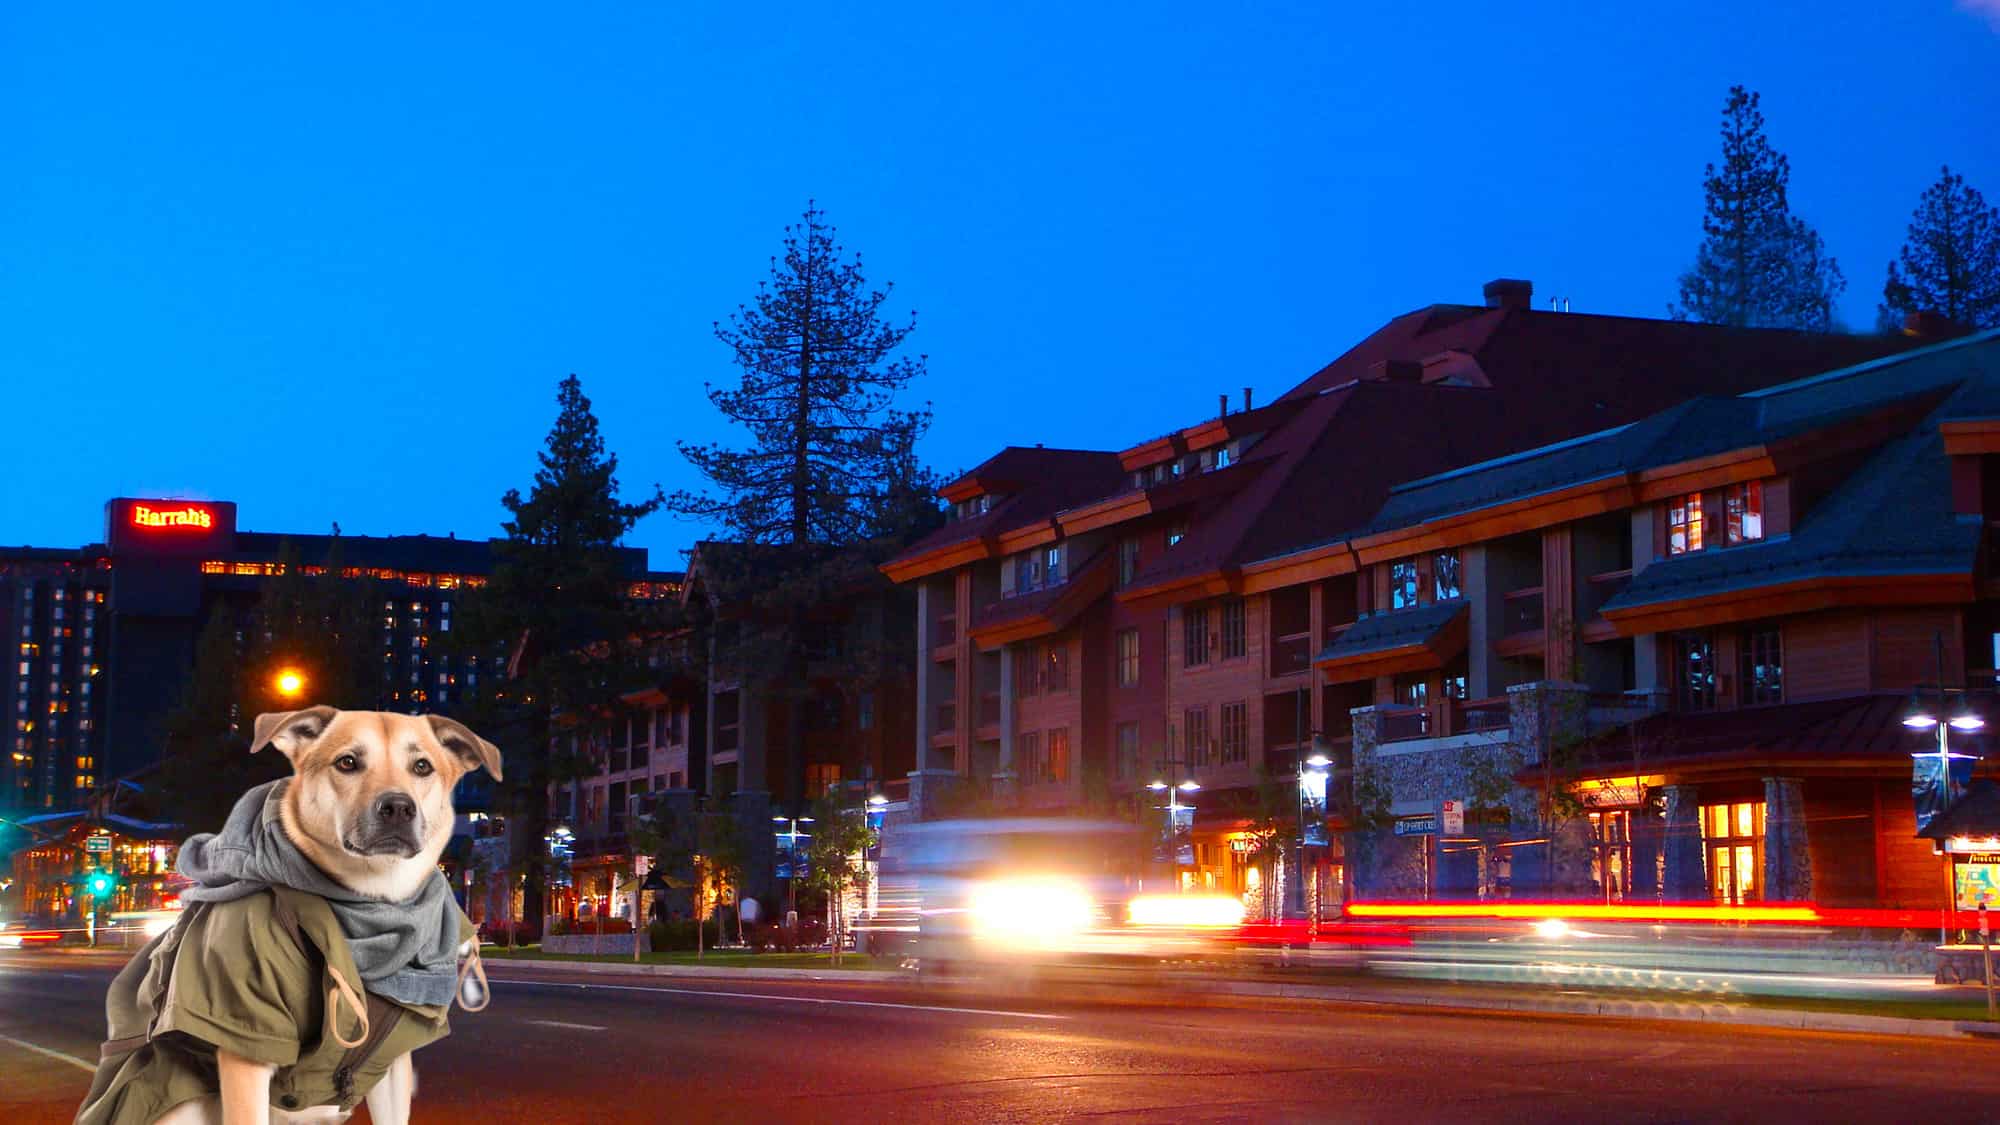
[479,949,2000,1042]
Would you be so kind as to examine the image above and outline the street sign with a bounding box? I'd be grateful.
[1394,815,1437,837]
[1440,800,1465,836]
[84,835,112,854]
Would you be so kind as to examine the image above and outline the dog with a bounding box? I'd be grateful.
[151,706,501,1125]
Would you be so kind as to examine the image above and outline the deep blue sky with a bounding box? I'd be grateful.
[5,3,1997,570]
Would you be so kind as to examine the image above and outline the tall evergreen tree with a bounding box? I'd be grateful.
[456,374,666,927]
[674,201,933,547]
[1881,166,2000,331]
[1671,86,1846,331]
[671,204,939,818]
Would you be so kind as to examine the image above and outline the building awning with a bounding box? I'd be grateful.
[1558,692,1970,780]
[1920,780,2000,845]
[1314,600,1467,683]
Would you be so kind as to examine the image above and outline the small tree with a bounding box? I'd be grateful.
[1881,166,2000,332]
[1672,85,1845,331]
[696,811,747,953]
[800,791,877,962]
[1239,770,1303,921]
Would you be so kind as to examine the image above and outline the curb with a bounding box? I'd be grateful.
[483,957,2000,1041]
[483,958,908,983]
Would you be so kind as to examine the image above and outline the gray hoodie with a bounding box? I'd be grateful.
[175,779,463,1007]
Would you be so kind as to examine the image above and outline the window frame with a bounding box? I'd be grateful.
[1667,492,1706,556]
[1725,481,1765,545]
[1390,559,1421,610]
[1219,598,1246,661]
[1674,631,1718,712]
[1740,626,1783,706]
[1116,628,1141,687]
[1183,606,1211,667]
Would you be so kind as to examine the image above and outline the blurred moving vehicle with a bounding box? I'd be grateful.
[863,817,1243,975]
[0,919,63,947]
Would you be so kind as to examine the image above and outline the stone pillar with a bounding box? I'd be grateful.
[1661,784,1707,901]
[1762,776,1813,902]
[906,768,960,822]
[1346,705,1386,899]
[914,583,933,770]
[1628,794,1663,901]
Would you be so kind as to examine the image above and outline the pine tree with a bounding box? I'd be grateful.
[1672,86,1846,331]
[1881,166,2000,331]
[672,203,939,820]
[674,201,933,547]
[456,374,666,928]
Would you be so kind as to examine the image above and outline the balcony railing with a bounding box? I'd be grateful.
[978,692,1001,726]
[1272,631,1312,676]
[1378,705,1433,742]
[937,700,957,732]
[1502,586,1545,635]
[934,615,957,647]
[1582,568,1633,619]
[1378,696,1511,743]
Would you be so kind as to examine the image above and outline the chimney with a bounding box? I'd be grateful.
[1243,387,1253,412]
[1219,393,1229,418]
[1483,278,1533,310]
[1904,310,1973,341]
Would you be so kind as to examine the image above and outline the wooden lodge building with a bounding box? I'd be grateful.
[879,277,1985,914]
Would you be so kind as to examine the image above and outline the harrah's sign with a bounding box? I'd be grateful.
[130,504,215,530]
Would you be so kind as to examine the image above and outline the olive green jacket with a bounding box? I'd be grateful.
[75,885,475,1124]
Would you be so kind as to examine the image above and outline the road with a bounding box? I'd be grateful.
[7,949,2000,1123]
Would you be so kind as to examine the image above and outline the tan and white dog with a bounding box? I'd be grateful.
[156,706,501,1125]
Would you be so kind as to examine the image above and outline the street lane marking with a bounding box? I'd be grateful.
[525,1019,608,1031]
[0,1033,96,1073]
[495,979,1069,1021]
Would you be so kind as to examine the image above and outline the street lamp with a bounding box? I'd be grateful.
[1905,657,1985,945]
[273,668,306,699]
[773,815,814,921]
[1291,739,1334,925]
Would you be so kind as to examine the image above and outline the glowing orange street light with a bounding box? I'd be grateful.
[273,669,306,699]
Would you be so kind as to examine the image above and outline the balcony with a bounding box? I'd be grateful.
[936,700,956,733]
[1496,586,1545,659]
[1271,631,1312,677]
[1581,568,1633,621]
[1377,696,1511,744]
[977,692,1001,727]
[934,614,957,647]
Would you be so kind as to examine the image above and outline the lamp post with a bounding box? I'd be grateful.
[1906,692,1984,946]
[772,815,814,924]
[272,668,306,700]
[1294,739,1333,927]
[1147,751,1201,893]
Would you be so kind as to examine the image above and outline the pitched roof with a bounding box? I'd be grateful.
[1317,600,1467,663]
[888,446,1127,572]
[1920,779,2000,841]
[1567,692,1964,773]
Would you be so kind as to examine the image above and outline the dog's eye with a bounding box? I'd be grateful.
[411,758,434,778]
[333,754,361,773]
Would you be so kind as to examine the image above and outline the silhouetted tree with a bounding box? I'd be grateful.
[1881,166,2000,331]
[1672,86,1845,331]
[456,374,666,929]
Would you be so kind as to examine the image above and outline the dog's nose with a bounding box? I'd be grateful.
[375,792,418,826]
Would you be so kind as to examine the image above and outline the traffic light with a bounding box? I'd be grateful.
[85,871,115,898]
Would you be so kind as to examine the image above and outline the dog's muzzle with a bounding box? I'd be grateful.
[347,791,424,857]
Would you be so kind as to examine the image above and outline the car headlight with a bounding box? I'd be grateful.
[968,878,1095,943]
[1128,894,1244,928]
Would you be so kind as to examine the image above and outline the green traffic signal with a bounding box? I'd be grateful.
[86,872,115,898]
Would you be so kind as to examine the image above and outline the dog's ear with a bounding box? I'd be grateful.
[250,705,338,761]
[425,715,504,781]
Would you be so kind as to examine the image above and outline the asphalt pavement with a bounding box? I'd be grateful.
[8,948,2000,1123]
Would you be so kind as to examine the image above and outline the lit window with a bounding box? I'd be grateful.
[1432,551,1463,601]
[1701,801,1766,904]
[1043,545,1063,585]
[1726,482,1764,545]
[1667,493,1705,555]
[1390,560,1420,610]
[1166,520,1188,549]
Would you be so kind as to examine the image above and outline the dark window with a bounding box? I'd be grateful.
[1668,493,1706,556]
[1443,673,1469,700]
[1726,482,1765,545]
[1432,550,1463,601]
[1183,706,1212,768]
[1740,627,1783,705]
[1043,544,1063,584]
[1395,675,1429,709]
[1116,629,1140,686]
[1016,730,1040,780]
[1044,641,1070,692]
[1118,538,1141,586]
[1674,632,1717,711]
[1220,702,1248,765]
[1115,722,1140,779]
[1184,606,1211,666]
[1220,599,1246,660]
[1390,560,1420,610]
[1013,645,1040,697]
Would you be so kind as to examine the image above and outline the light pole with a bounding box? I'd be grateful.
[1294,739,1333,926]
[1147,748,1200,893]
[772,815,814,924]
[1905,688,1984,946]
[272,667,307,701]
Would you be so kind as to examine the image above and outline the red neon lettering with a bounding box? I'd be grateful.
[130,504,214,530]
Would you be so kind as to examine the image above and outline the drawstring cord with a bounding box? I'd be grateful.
[327,968,371,1049]
[455,939,490,1013]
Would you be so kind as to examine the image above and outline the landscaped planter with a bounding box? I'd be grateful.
[543,932,652,956]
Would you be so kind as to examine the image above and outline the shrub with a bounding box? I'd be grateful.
[479,919,541,945]
[648,918,702,952]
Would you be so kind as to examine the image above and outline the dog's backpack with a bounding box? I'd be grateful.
[73,886,464,1125]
